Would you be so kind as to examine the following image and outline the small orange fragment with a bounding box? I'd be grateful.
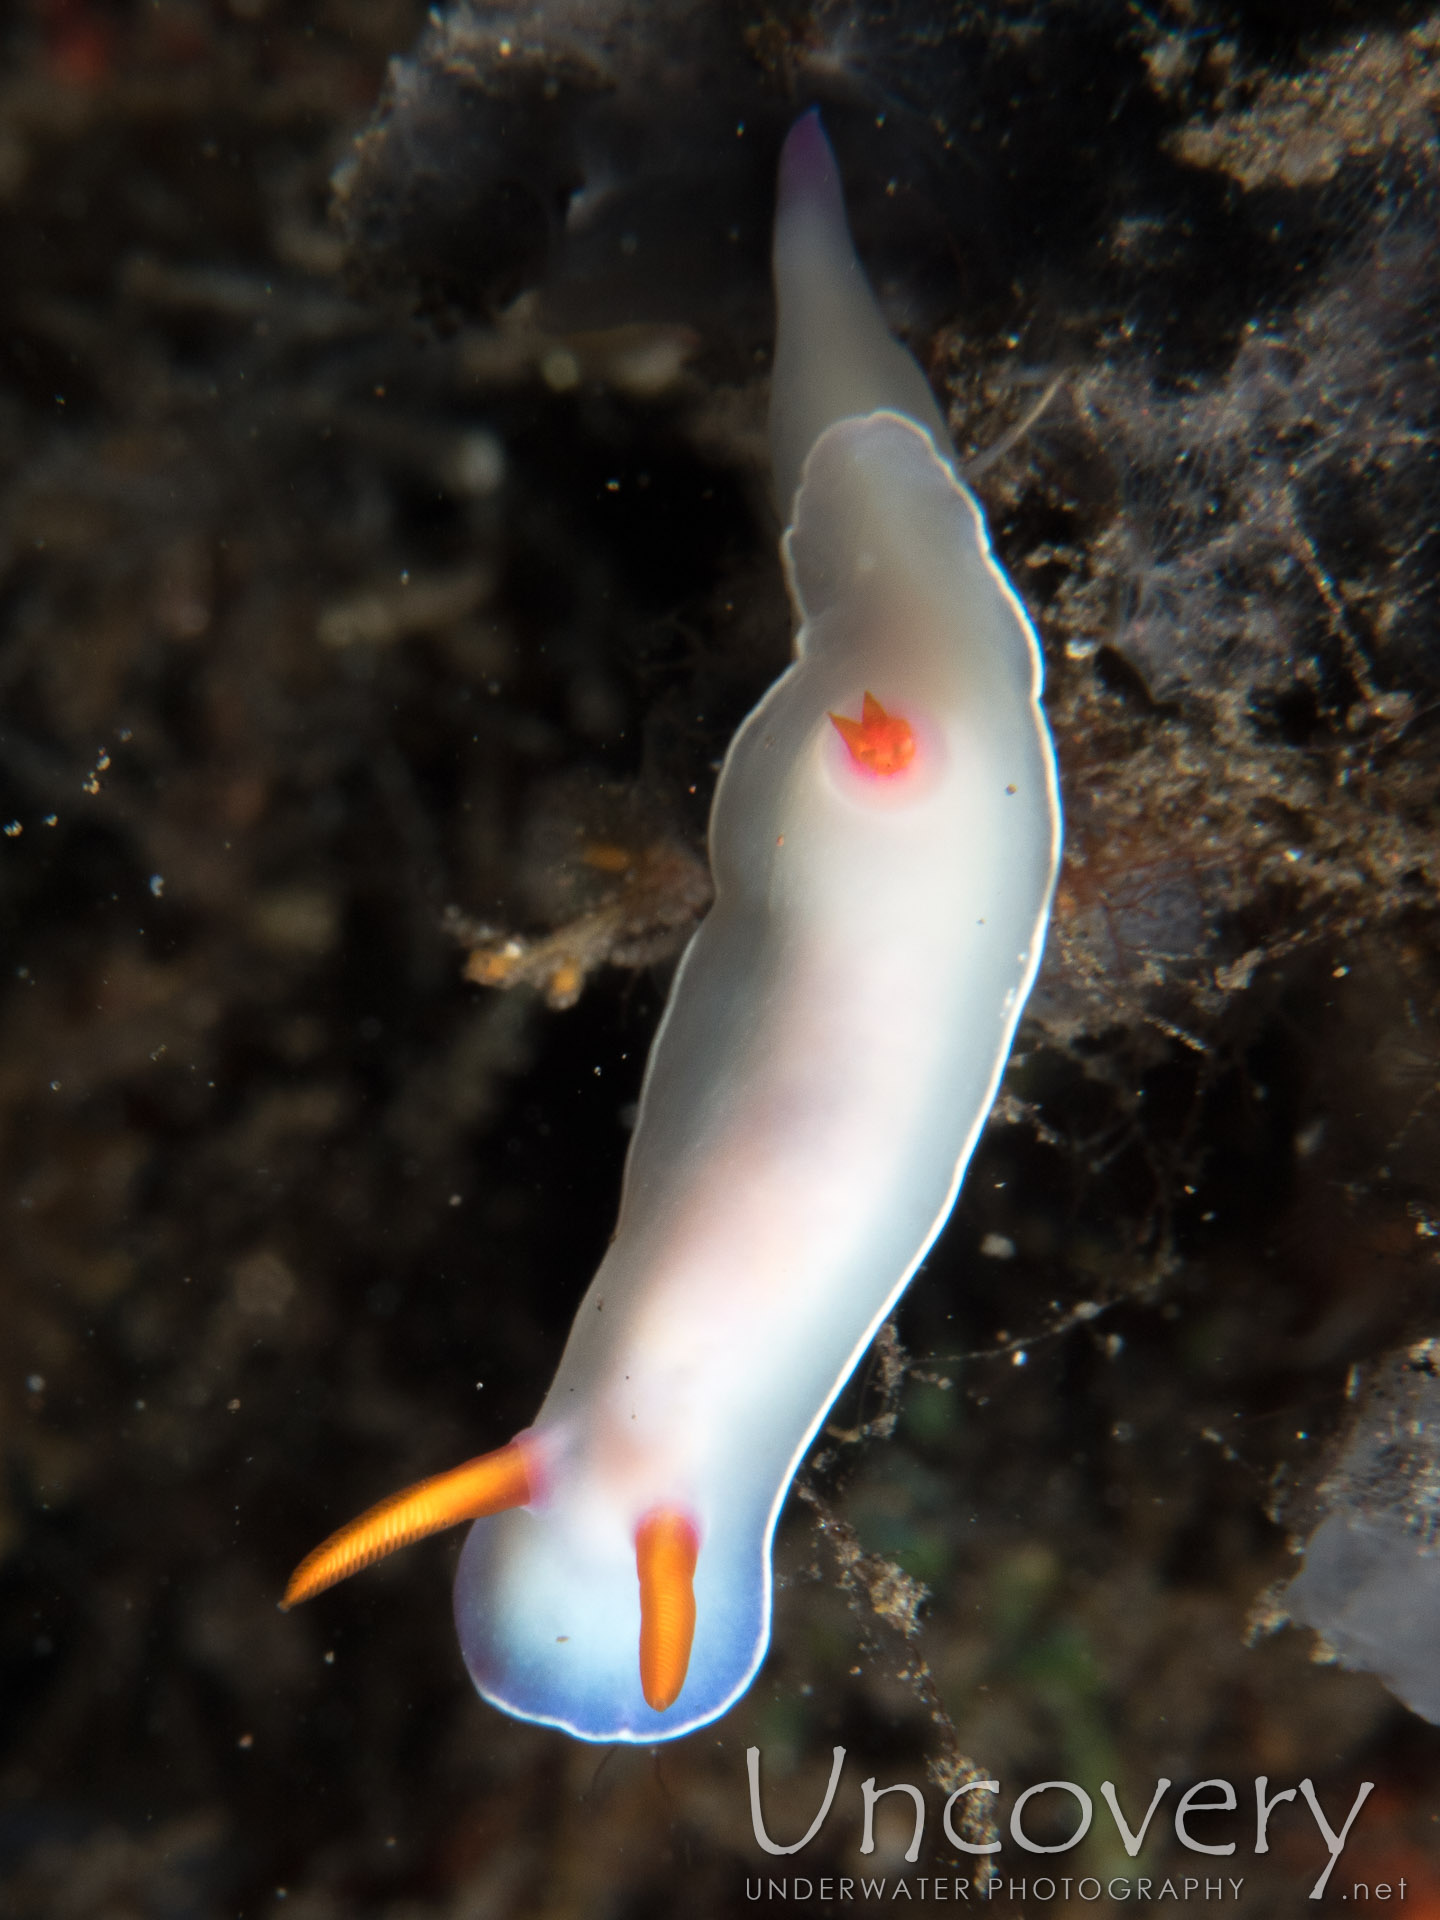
[828,692,917,776]
[581,842,634,874]
[282,1441,533,1609]
[635,1507,700,1711]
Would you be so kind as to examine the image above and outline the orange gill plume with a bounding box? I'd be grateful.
[828,691,917,776]
[282,1441,533,1610]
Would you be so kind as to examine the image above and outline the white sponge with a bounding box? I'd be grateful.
[1287,1508,1440,1724]
[1284,1341,1440,1724]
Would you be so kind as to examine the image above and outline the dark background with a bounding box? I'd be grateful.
[2,1,1439,1914]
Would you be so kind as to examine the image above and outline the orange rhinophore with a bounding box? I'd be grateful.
[634,1508,700,1711]
[282,1441,532,1610]
[828,691,917,776]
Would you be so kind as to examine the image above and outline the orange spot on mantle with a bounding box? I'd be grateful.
[828,692,916,777]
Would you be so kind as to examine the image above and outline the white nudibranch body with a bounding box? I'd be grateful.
[285,111,1061,1743]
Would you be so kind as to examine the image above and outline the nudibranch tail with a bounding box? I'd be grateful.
[282,1441,533,1609]
[770,108,952,512]
[635,1508,701,1711]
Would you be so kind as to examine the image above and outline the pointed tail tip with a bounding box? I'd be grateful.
[777,106,840,213]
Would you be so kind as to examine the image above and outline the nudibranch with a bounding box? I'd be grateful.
[284,111,1062,1742]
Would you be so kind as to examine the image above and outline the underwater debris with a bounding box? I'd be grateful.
[1168,18,1440,189]
[452,834,711,1009]
[448,773,713,1008]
